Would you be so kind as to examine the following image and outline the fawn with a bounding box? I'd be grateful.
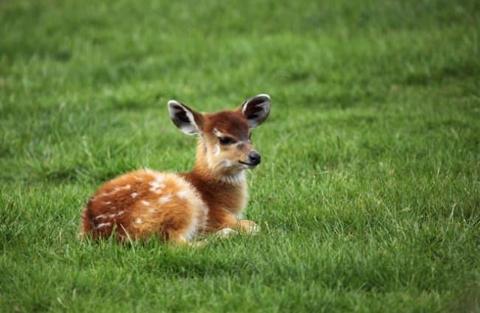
[80,94,271,244]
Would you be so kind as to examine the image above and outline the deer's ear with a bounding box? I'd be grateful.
[167,100,203,135]
[240,94,271,128]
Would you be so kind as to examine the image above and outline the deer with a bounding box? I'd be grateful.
[80,94,271,245]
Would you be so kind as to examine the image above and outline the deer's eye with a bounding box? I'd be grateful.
[219,136,236,145]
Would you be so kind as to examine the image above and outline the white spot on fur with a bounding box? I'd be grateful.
[135,218,143,224]
[148,207,156,213]
[141,200,150,206]
[104,201,112,205]
[131,192,139,198]
[94,214,107,220]
[96,222,111,229]
[158,194,172,204]
[150,188,163,194]
[149,176,165,194]
[132,175,143,181]
[150,182,164,190]
[105,210,124,219]
[176,190,189,199]
[99,184,132,198]
[153,174,165,183]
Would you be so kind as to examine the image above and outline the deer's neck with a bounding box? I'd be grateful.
[181,140,248,214]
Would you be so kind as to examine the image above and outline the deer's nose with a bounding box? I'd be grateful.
[248,151,261,166]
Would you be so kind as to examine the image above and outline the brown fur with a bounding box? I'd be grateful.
[182,168,247,232]
[80,170,207,242]
[204,110,250,140]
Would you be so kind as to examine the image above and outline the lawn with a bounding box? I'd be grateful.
[1,0,479,312]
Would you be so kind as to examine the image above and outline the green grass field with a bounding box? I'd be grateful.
[1,0,479,312]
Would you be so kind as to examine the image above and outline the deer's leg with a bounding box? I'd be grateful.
[209,209,260,235]
[237,219,260,234]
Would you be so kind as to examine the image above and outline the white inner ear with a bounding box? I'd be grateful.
[241,93,271,115]
[168,100,199,135]
[242,94,271,128]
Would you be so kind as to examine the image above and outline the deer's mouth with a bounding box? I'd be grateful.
[239,160,257,168]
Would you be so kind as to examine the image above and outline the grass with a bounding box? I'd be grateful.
[1,0,479,312]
